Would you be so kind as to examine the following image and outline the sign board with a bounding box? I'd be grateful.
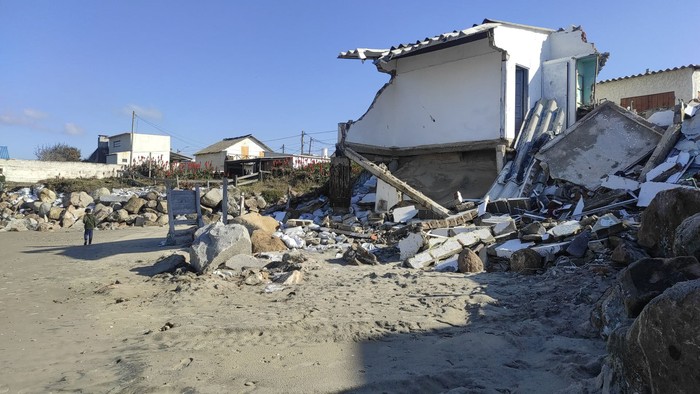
[165,185,203,245]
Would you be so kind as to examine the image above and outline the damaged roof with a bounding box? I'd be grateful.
[338,19,554,62]
[195,134,273,156]
[598,64,700,84]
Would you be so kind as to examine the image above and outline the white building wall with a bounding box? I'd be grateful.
[493,26,550,140]
[132,134,170,164]
[693,71,700,100]
[225,138,267,158]
[596,68,697,105]
[346,39,503,148]
[195,152,226,171]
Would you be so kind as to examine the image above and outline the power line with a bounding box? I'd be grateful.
[135,115,204,149]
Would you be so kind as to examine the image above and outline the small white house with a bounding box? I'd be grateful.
[339,19,603,155]
[106,132,170,165]
[596,64,700,113]
[337,19,603,203]
[194,134,273,171]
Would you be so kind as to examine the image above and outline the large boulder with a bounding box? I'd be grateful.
[38,188,56,203]
[606,279,700,393]
[92,187,111,202]
[250,229,288,253]
[48,206,64,221]
[638,188,700,257]
[590,284,633,338]
[37,202,52,217]
[611,240,650,266]
[231,213,279,235]
[144,191,159,201]
[109,209,130,223]
[64,191,94,208]
[673,213,700,260]
[457,248,484,273]
[189,222,252,274]
[619,256,700,317]
[123,195,146,214]
[156,200,168,214]
[61,206,85,228]
[200,188,223,209]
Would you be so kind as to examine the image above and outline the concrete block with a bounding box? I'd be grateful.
[405,252,433,269]
[495,239,535,258]
[454,232,480,247]
[492,219,516,236]
[399,232,424,261]
[393,205,418,223]
[548,220,582,238]
[645,161,680,182]
[601,174,640,191]
[428,239,463,261]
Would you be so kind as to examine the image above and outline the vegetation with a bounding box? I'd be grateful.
[35,143,82,162]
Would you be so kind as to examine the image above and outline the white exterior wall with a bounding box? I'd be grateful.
[225,138,267,158]
[0,159,123,183]
[492,26,550,140]
[346,39,503,148]
[132,134,170,163]
[596,68,699,105]
[195,152,226,171]
[106,133,170,165]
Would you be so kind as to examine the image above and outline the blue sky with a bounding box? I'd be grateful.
[1,0,697,160]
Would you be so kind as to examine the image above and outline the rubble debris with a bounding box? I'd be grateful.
[673,212,700,260]
[342,243,378,265]
[536,102,664,190]
[509,248,543,275]
[637,188,700,256]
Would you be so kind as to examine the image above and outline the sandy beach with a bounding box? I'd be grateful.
[0,226,614,393]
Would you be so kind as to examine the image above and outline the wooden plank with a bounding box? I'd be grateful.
[638,124,682,181]
[342,147,451,218]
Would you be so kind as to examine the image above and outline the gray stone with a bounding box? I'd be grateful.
[64,191,94,208]
[92,187,111,201]
[145,191,159,201]
[143,212,158,223]
[342,243,378,265]
[37,202,52,217]
[123,196,146,214]
[566,229,591,258]
[140,253,187,276]
[156,214,169,226]
[134,216,146,227]
[611,241,649,266]
[110,209,129,223]
[520,221,546,236]
[200,188,223,209]
[190,222,252,274]
[5,218,28,231]
[156,200,168,214]
[48,206,64,221]
[398,232,424,261]
[673,212,700,260]
[39,188,56,203]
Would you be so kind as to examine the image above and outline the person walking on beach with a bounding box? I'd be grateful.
[83,208,96,245]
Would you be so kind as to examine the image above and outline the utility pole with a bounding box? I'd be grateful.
[300,130,305,156]
[281,144,285,154]
[130,110,135,166]
[308,137,313,155]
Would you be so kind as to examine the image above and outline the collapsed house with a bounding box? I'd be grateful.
[335,19,605,207]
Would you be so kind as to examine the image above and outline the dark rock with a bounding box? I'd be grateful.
[457,248,483,273]
[590,284,633,338]
[673,212,700,260]
[611,240,649,266]
[123,195,146,214]
[520,221,546,236]
[606,279,700,394]
[619,256,700,317]
[638,188,700,257]
[566,228,591,258]
[342,243,378,265]
[509,248,543,275]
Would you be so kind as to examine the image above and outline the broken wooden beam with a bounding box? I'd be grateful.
[638,124,682,181]
[341,146,452,218]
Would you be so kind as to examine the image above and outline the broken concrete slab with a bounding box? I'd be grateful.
[548,220,582,238]
[645,161,682,182]
[392,205,419,223]
[637,182,694,207]
[398,232,424,261]
[592,213,624,236]
[495,239,535,258]
[428,239,463,261]
[536,101,664,190]
[601,175,640,191]
[405,252,434,269]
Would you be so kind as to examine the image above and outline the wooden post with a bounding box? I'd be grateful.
[234,175,238,187]
[195,186,204,228]
[176,175,180,189]
[165,183,176,245]
[222,177,228,224]
[240,192,245,216]
[329,156,352,212]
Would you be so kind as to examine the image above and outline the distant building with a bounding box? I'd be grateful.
[596,64,700,113]
[0,146,9,159]
[86,135,109,163]
[169,151,193,164]
[194,134,273,171]
[106,132,170,165]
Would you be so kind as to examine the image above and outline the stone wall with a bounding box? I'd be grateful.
[0,159,124,183]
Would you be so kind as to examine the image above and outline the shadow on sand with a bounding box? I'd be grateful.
[24,236,180,261]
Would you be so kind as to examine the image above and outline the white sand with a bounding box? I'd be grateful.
[0,227,613,393]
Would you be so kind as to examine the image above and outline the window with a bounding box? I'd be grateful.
[514,66,529,138]
[113,140,121,148]
[121,158,128,163]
